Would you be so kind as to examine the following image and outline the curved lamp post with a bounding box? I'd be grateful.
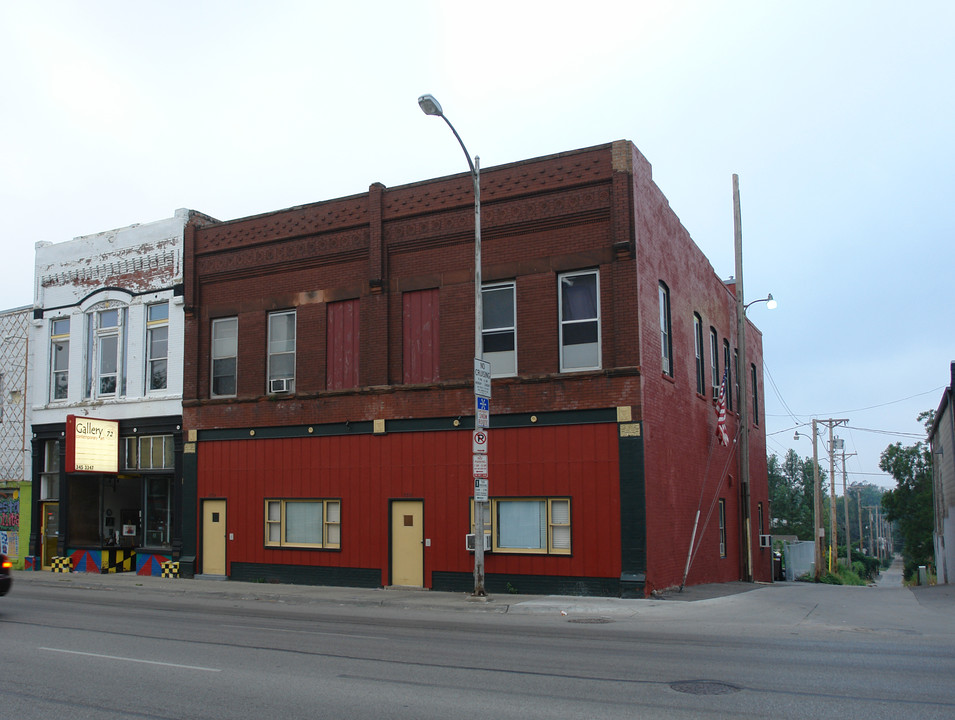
[418,94,486,596]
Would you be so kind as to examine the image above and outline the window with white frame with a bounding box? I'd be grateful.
[659,282,672,377]
[265,499,340,549]
[694,313,704,394]
[718,498,727,558]
[559,270,600,371]
[482,281,516,376]
[86,306,127,398]
[211,317,237,397]
[268,310,296,394]
[50,318,70,401]
[491,498,571,555]
[146,302,169,391]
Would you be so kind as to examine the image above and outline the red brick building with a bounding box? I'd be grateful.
[179,140,771,596]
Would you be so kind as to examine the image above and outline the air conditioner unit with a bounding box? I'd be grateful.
[465,533,491,552]
[269,377,292,394]
[712,385,721,401]
[759,534,772,548]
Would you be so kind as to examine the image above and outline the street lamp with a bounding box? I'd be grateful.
[418,94,487,597]
[733,175,777,583]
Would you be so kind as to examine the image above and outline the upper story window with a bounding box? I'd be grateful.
[559,270,600,372]
[693,313,704,395]
[751,363,759,425]
[86,306,127,398]
[268,310,296,394]
[709,328,719,399]
[483,281,516,377]
[146,302,169,392]
[50,318,70,401]
[211,317,238,397]
[658,282,672,377]
[734,349,740,412]
[723,340,733,412]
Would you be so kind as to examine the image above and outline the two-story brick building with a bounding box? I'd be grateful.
[28,210,213,575]
[180,140,771,596]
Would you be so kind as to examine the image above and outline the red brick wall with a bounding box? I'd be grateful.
[182,140,769,591]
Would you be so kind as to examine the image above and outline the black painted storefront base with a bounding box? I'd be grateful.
[228,562,381,588]
[431,571,623,597]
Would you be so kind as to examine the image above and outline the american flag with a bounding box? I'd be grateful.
[716,368,729,446]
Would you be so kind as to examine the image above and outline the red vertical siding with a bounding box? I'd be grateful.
[402,289,439,384]
[196,423,621,585]
[327,299,359,390]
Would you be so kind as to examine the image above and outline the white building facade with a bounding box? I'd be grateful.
[29,209,207,574]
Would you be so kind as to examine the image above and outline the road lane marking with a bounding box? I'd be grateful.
[39,647,221,672]
[221,623,387,641]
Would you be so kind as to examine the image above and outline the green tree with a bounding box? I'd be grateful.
[880,411,935,580]
[768,448,822,541]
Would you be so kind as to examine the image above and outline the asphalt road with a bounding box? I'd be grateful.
[2,564,953,719]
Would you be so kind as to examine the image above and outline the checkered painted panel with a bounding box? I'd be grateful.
[51,556,72,573]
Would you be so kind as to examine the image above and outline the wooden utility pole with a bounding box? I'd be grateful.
[810,418,847,579]
[842,450,857,568]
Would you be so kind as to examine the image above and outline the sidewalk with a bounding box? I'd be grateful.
[13,569,763,617]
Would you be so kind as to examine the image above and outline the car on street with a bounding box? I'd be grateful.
[0,552,12,595]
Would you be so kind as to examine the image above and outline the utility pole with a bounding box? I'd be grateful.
[732,174,753,583]
[864,505,877,557]
[829,434,840,571]
[841,449,857,568]
[810,418,847,579]
[855,486,864,555]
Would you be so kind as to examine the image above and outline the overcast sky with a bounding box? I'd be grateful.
[1,1,951,490]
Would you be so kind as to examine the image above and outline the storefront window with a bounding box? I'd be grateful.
[145,477,171,548]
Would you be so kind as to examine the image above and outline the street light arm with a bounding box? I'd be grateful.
[438,114,477,178]
[744,293,777,312]
[418,94,476,177]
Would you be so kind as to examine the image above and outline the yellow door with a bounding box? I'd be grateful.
[391,500,423,587]
[41,502,59,568]
[202,500,227,575]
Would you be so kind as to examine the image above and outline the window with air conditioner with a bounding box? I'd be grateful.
[268,310,296,394]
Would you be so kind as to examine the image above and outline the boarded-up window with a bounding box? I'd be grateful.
[327,299,360,390]
[403,289,439,384]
